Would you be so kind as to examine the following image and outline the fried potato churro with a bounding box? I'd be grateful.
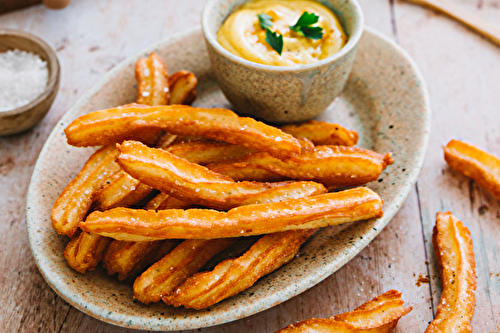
[51,145,121,237]
[169,70,197,105]
[80,187,383,241]
[103,239,178,280]
[425,212,476,333]
[164,229,316,309]
[207,146,394,188]
[444,139,500,200]
[64,104,301,159]
[276,290,412,332]
[116,141,325,210]
[135,52,170,106]
[133,238,236,304]
[281,120,359,147]
[64,231,112,274]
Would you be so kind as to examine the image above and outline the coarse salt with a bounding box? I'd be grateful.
[0,49,49,112]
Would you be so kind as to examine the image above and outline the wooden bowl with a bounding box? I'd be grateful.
[0,29,60,136]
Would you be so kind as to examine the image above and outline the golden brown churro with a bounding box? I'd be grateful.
[103,239,179,280]
[169,70,197,105]
[276,290,412,332]
[425,212,476,333]
[165,229,316,309]
[64,104,301,159]
[51,145,121,237]
[64,231,112,274]
[207,146,394,188]
[281,120,359,147]
[97,170,154,210]
[133,238,237,304]
[444,139,500,200]
[80,187,383,241]
[135,52,170,106]
[116,140,325,210]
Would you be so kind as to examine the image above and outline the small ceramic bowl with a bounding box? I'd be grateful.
[0,29,60,136]
[202,0,364,124]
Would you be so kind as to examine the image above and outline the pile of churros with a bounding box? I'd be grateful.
[49,50,492,331]
[51,51,394,311]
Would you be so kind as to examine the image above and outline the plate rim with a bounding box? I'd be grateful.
[26,25,431,331]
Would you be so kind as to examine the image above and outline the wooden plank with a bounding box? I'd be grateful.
[394,0,500,329]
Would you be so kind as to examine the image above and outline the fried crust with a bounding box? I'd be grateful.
[64,231,112,274]
[207,146,394,189]
[64,104,301,159]
[103,239,178,280]
[281,120,359,147]
[116,140,325,210]
[169,70,197,105]
[444,139,500,200]
[165,139,255,165]
[97,170,155,210]
[51,145,121,237]
[135,52,169,106]
[425,212,476,333]
[80,187,383,241]
[275,290,412,332]
[164,229,316,309]
[133,238,236,304]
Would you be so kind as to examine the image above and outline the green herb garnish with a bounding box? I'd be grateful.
[289,11,324,40]
[258,13,274,29]
[265,29,283,55]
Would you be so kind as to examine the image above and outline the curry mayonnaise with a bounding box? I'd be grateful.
[217,0,348,66]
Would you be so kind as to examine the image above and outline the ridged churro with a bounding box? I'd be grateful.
[169,70,197,105]
[80,187,383,241]
[425,212,476,333]
[207,146,394,188]
[444,139,500,200]
[64,231,112,274]
[165,229,316,309]
[103,239,179,280]
[64,104,301,159]
[134,238,237,304]
[116,140,325,210]
[51,145,121,237]
[281,120,358,147]
[276,290,412,332]
[135,52,170,106]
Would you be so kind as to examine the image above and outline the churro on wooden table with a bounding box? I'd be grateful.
[275,290,412,332]
[444,138,500,200]
[425,212,476,333]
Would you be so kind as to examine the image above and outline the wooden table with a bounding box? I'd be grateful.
[1,1,499,332]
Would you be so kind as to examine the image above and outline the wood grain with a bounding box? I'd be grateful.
[0,0,499,332]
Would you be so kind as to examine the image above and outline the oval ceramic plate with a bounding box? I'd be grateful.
[26,27,430,331]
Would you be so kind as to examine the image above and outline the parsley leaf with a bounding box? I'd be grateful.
[265,28,283,55]
[258,13,274,29]
[289,11,324,40]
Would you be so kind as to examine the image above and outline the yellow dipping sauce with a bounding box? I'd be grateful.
[217,0,348,66]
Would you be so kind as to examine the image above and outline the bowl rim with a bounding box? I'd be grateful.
[202,0,365,72]
[0,29,60,117]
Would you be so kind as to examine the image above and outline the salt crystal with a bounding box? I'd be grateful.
[143,68,150,77]
[0,49,49,111]
[275,137,282,142]
[141,91,150,97]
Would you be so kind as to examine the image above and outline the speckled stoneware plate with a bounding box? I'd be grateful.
[26,26,430,331]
